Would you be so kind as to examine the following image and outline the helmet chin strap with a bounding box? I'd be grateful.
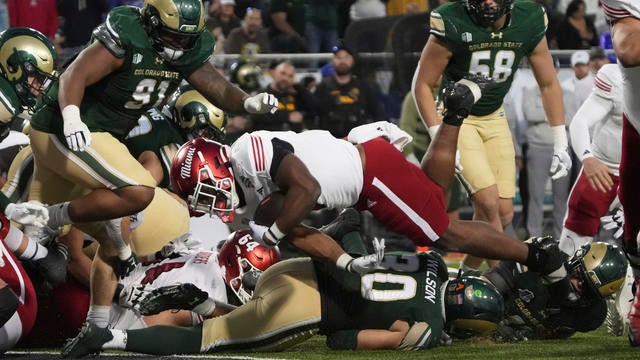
[159,47,184,62]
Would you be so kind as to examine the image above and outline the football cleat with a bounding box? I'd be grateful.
[33,241,69,288]
[606,295,624,336]
[61,322,113,358]
[24,223,60,246]
[138,283,209,316]
[319,208,361,241]
[113,252,138,279]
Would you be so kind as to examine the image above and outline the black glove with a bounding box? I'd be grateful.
[441,74,494,126]
[113,252,138,279]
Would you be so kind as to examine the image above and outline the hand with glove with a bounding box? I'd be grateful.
[550,126,572,180]
[62,105,92,151]
[601,206,624,240]
[244,93,278,114]
[441,74,494,126]
[5,200,49,227]
[336,237,385,275]
[248,220,284,246]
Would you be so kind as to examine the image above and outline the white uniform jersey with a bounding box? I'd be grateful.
[600,0,640,21]
[590,64,623,173]
[110,249,227,330]
[230,130,364,210]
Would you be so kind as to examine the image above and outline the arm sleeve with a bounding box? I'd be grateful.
[569,93,613,161]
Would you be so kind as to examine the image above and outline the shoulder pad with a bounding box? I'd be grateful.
[92,23,126,58]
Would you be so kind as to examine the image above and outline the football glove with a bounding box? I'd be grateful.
[5,200,49,227]
[62,105,92,151]
[550,146,572,180]
[348,237,385,275]
[244,93,278,114]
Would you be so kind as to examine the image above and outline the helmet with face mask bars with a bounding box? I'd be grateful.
[464,0,514,27]
[141,0,205,62]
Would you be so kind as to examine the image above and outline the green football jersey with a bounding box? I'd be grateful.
[123,107,185,187]
[430,0,547,116]
[0,76,23,119]
[30,6,215,139]
[317,251,449,349]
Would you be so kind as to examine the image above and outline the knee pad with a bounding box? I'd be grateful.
[0,286,18,328]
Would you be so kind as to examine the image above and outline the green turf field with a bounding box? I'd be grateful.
[9,327,638,359]
[213,328,637,360]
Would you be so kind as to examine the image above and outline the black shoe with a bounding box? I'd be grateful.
[138,283,209,316]
[61,322,113,358]
[319,208,361,241]
[113,252,138,279]
[33,241,69,288]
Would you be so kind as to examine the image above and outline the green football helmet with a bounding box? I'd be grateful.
[567,242,627,298]
[0,27,58,112]
[444,275,504,338]
[166,84,226,140]
[465,0,514,27]
[229,60,263,93]
[142,0,205,61]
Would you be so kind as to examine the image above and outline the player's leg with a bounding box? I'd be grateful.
[29,130,156,225]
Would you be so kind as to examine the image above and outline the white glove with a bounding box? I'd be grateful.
[5,200,49,227]
[550,146,572,180]
[348,237,385,275]
[118,284,153,312]
[601,207,625,240]
[243,93,278,114]
[248,220,269,245]
[62,105,92,151]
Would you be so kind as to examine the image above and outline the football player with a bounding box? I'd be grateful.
[62,247,504,356]
[483,241,627,342]
[26,0,278,334]
[599,0,640,345]
[169,76,569,286]
[0,27,70,290]
[124,84,227,188]
[559,63,623,255]
[412,0,570,270]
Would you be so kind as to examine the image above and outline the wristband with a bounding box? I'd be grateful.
[551,125,568,148]
[61,104,81,122]
[264,223,286,246]
[336,253,354,271]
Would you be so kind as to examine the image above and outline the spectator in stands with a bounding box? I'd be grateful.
[306,0,339,55]
[206,0,241,56]
[313,44,386,138]
[224,7,271,55]
[531,0,565,49]
[56,0,109,66]
[7,0,58,39]
[588,46,611,74]
[269,0,307,53]
[250,61,315,132]
[206,0,241,43]
[557,0,599,49]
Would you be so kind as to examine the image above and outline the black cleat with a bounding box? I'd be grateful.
[33,241,69,288]
[61,322,113,358]
[113,252,138,279]
[320,208,361,241]
[138,283,209,316]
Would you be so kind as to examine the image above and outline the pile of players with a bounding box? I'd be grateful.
[0,0,638,357]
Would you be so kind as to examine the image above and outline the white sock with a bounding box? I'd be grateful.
[20,238,48,261]
[3,225,24,252]
[558,228,593,256]
[47,202,71,228]
[192,298,216,316]
[102,329,127,350]
[86,305,111,328]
